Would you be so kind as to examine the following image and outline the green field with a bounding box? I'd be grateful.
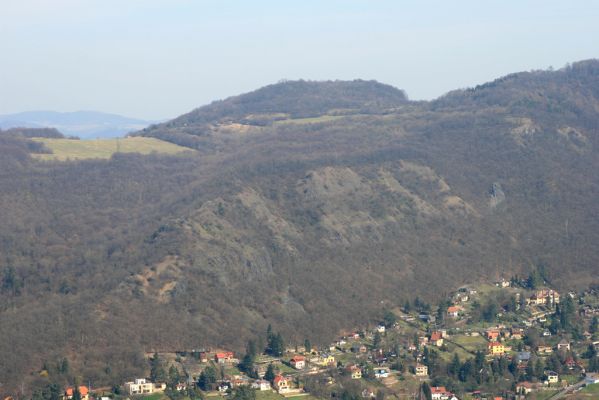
[273,115,344,125]
[255,391,282,400]
[32,137,193,161]
[450,335,488,352]
[530,389,560,400]
[439,342,474,362]
[286,395,320,400]
[580,383,599,394]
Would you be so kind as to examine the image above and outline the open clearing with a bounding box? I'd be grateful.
[273,115,344,125]
[32,137,192,161]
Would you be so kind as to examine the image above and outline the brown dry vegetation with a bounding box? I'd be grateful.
[1,63,599,394]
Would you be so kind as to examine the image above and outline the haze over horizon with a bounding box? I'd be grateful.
[1,0,598,120]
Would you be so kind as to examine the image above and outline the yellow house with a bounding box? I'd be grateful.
[415,363,428,376]
[320,354,335,366]
[545,371,559,385]
[346,365,362,379]
[488,341,505,355]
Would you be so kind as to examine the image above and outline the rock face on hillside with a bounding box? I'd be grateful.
[2,61,599,393]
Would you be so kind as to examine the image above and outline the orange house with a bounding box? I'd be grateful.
[65,386,89,400]
[486,330,500,341]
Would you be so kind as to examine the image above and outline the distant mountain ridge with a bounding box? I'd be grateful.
[0,110,156,139]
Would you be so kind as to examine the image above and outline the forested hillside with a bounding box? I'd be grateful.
[2,61,599,394]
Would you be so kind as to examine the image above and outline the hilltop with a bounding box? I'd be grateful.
[1,60,599,394]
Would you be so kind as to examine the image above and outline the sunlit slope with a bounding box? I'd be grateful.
[32,137,192,160]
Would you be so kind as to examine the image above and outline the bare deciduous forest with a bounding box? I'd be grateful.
[1,61,599,393]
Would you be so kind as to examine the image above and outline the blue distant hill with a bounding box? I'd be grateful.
[0,110,158,139]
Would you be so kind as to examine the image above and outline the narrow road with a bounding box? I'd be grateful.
[546,378,586,399]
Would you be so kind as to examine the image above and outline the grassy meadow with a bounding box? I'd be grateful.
[32,137,192,161]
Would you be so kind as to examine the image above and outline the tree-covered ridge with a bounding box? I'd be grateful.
[169,79,407,123]
[1,60,599,395]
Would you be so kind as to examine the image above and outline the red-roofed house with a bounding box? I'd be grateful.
[565,357,581,370]
[516,381,537,394]
[273,375,290,393]
[65,386,89,400]
[215,351,235,364]
[345,364,362,379]
[290,355,305,370]
[486,330,500,341]
[447,306,460,318]
[430,331,444,347]
[430,386,451,400]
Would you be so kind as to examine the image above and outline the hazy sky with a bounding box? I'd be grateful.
[1,0,598,120]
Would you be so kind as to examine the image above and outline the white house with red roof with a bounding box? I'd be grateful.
[447,306,460,318]
[215,351,235,364]
[430,386,454,400]
[290,355,305,370]
[273,375,291,393]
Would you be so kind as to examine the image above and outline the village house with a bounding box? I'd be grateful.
[198,352,209,363]
[251,379,271,391]
[376,324,386,333]
[215,351,235,364]
[419,314,436,323]
[125,379,154,395]
[537,345,553,354]
[516,351,531,363]
[230,376,250,388]
[415,363,428,376]
[346,364,362,379]
[64,386,89,400]
[430,331,444,347]
[217,382,230,393]
[527,289,560,306]
[485,329,500,341]
[361,389,375,399]
[495,279,510,288]
[319,353,335,366]
[487,341,505,355]
[273,375,291,393]
[454,292,469,303]
[544,371,559,385]
[557,339,571,351]
[256,364,268,378]
[515,381,536,394]
[374,368,390,379]
[290,355,305,370]
[511,327,524,340]
[447,306,460,318]
[351,344,368,353]
[565,356,580,370]
[418,336,429,347]
[430,386,452,400]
